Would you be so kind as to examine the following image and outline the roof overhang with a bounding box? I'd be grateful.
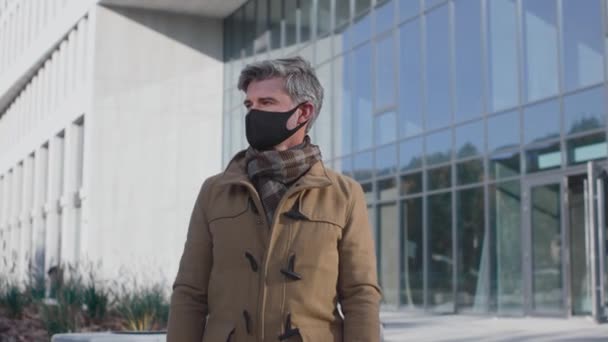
[99,0,247,18]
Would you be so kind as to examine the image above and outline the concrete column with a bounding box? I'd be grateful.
[59,124,77,266]
[44,135,63,279]
[32,146,48,278]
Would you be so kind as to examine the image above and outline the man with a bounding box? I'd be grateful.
[167,57,381,342]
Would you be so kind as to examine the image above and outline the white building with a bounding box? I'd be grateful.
[0,0,245,287]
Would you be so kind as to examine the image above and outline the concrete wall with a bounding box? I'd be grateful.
[86,5,223,283]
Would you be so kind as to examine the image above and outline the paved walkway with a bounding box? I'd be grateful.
[381,311,608,341]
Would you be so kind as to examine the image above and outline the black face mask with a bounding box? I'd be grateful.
[245,103,308,150]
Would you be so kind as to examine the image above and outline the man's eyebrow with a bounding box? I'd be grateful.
[259,97,277,102]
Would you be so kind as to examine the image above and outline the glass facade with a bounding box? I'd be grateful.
[222,0,608,315]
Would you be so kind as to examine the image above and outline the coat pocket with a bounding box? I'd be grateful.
[202,318,235,342]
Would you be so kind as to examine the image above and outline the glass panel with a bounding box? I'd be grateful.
[489,151,520,180]
[244,0,256,56]
[315,63,333,159]
[376,111,397,145]
[526,142,561,173]
[379,202,399,305]
[399,20,423,138]
[562,0,604,91]
[285,0,297,47]
[400,0,420,20]
[564,86,605,135]
[489,181,523,314]
[300,0,313,43]
[317,0,332,37]
[336,54,352,156]
[400,172,422,195]
[425,129,452,165]
[356,0,372,15]
[524,100,560,145]
[376,35,395,109]
[377,178,398,200]
[255,0,268,54]
[457,159,484,186]
[454,0,482,121]
[362,182,374,204]
[354,151,373,181]
[457,187,487,312]
[376,143,397,176]
[401,197,424,307]
[338,156,354,178]
[352,12,372,46]
[522,0,558,102]
[354,44,373,151]
[270,0,282,50]
[427,165,451,190]
[399,137,423,171]
[232,9,245,59]
[487,110,520,153]
[487,0,518,112]
[425,0,444,8]
[425,5,451,130]
[531,183,564,313]
[375,0,395,35]
[455,120,484,159]
[336,0,351,30]
[567,175,591,315]
[427,192,453,312]
[567,132,608,165]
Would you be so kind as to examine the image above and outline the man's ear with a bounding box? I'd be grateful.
[298,103,314,124]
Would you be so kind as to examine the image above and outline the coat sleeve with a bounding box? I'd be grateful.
[167,180,213,341]
[338,181,383,342]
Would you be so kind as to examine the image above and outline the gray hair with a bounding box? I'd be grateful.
[237,56,324,132]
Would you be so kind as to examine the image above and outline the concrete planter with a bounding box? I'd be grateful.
[51,332,166,342]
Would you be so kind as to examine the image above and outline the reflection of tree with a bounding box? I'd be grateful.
[427,152,451,165]
[568,117,602,135]
[428,193,452,305]
[458,142,481,159]
[402,156,423,172]
[458,188,485,308]
[458,159,483,184]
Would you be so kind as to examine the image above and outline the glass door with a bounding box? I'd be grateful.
[525,177,567,316]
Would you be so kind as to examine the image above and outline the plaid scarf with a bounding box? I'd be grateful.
[245,136,322,225]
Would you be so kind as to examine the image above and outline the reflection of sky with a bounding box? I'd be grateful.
[524,100,560,145]
[487,110,520,152]
[425,5,450,130]
[563,0,603,91]
[564,87,605,135]
[455,121,484,158]
[488,0,518,112]
[523,0,558,102]
[454,0,482,121]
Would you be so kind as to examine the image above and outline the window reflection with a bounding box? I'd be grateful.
[566,133,607,165]
[399,19,423,138]
[489,181,523,314]
[400,0,420,20]
[354,44,373,151]
[378,178,398,200]
[454,0,482,121]
[270,0,282,50]
[425,129,452,165]
[425,5,451,129]
[564,86,605,135]
[376,144,398,176]
[523,0,558,102]
[300,0,313,43]
[376,111,397,146]
[336,54,352,156]
[562,0,603,91]
[427,192,453,312]
[526,141,561,173]
[457,159,484,185]
[379,202,399,305]
[489,151,520,180]
[400,172,422,195]
[487,0,518,112]
[352,12,372,47]
[375,0,395,35]
[315,63,333,159]
[455,121,484,159]
[376,35,396,110]
[317,0,331,37]
[524,100,560,145]
[457,187,487,312]
[400,137,423,171]
[427,165,451,190]
[354,151,374,181]
[488,110,520,153]
[401,197,424,307]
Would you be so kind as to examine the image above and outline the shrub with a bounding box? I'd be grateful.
[114,282,169,331]
[0,281,30,319]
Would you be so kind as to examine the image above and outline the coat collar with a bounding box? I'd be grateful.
[217,149,333,189]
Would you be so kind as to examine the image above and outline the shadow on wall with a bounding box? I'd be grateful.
[101,4,224,63]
